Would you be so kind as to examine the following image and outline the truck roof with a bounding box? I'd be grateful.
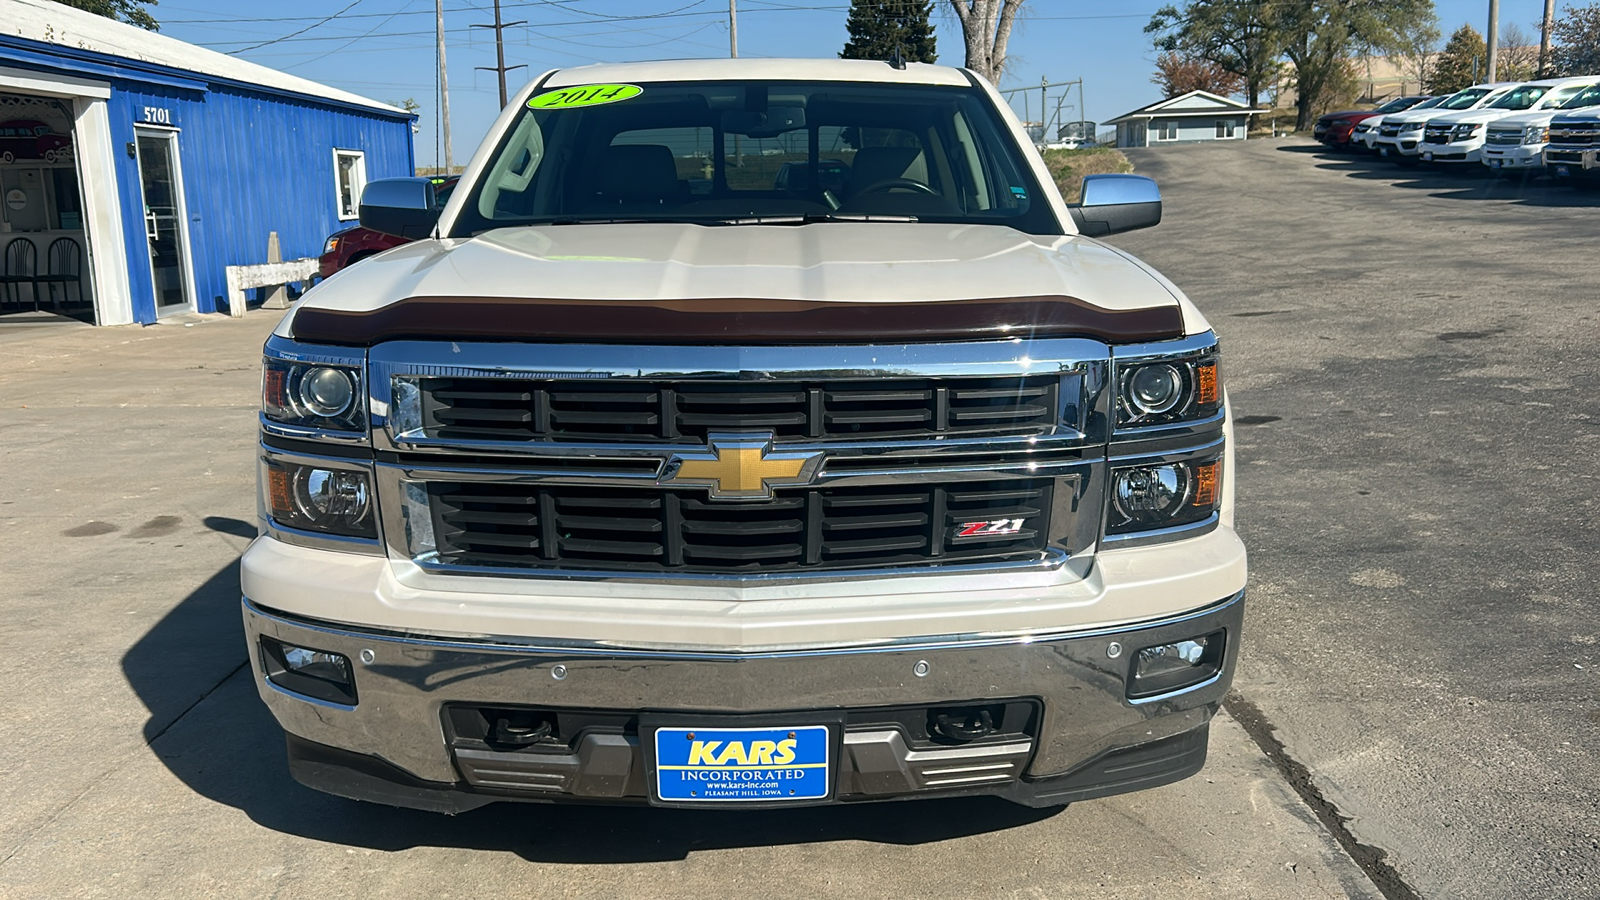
[542,58,972,89]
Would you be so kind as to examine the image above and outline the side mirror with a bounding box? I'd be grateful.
[358,177,440,239]
[1068,173,1162,237]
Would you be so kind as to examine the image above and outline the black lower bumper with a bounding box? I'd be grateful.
[287,723,1211,815]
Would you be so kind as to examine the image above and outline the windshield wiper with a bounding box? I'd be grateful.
[707,213,920,225]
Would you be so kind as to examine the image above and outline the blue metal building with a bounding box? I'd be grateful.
[0,0,415,326]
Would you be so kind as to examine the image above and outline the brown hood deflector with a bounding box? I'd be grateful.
[290,295,1185,347]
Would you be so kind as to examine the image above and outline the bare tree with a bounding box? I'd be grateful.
[948,0,1026,83]
[1390,16,1441,95]
[1496,22,1539,81]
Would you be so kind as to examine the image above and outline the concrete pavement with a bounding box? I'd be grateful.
[0,310,1376,897]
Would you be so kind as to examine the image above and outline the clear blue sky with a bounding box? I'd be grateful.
[155,0,1559,168]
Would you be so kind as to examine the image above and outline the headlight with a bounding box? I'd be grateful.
[263,358,365,433]
[1524,125,1549,145]
[1401,121,1424,133]
[264,459,377,538]
[1107,457,1221,535]
[1453,123,1482,140]
[1114,347,1222,429]
[323,237,339,254]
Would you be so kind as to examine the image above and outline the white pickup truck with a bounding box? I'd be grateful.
[1546,104,1600,182]
[1419,78,1600,166]
[245,58,1245,813]
[1483,82,1600,173]
[1374,82,1515,163]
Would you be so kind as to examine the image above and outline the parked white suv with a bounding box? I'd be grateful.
[1419,78,1600,165]
[1374,83,1516,163]
[1352,96,1445,152]
[1483,82,1600,174]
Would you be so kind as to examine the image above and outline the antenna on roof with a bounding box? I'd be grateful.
[888,15,908,70]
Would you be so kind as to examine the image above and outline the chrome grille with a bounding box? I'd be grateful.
[1379,123,1403,137]
[1548,124,1600,147]
[428,479,1055,574]
[1423,124,1453,144]
[1485,129,1522,146]
[421,375,1062,442]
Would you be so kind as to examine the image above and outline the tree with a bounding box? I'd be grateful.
[1428,24,1486,94]
[50,0,158,31]
[842,0,937,64]
[947,0,1025,83]
[1496,22,1539,81]
[1152,52,1246,98]
[1146,1,1283,111]
[1277,0,1435,131]
[1388,15,1441,95]
[1550,3,1600,77]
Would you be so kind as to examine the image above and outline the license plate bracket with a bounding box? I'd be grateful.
[643,715,841,806]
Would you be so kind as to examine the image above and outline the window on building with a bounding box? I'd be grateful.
[334,149,367,220]
[1216,120,1237,139]
[1155,121,1179,141]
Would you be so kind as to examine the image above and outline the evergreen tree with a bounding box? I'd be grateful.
[842,0,937,65]
[1428,25,1487,94]
[50,0,159,31]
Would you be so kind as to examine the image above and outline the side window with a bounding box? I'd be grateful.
[1215,120,1236,139]
[333,149,366,220]
[1156,121,1179,141]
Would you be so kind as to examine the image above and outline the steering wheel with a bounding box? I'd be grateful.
[854,178,939,196]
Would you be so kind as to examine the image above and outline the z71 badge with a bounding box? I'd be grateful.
[954,518,1029,539]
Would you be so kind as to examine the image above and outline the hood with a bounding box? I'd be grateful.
[1320,110,1379,123]
[284,222,1198,345]
[1427,108,1517,126]
[1487,109,1565,128]
[1553,108,1600,124]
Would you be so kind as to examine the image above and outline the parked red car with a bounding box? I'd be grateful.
[319,175,457,277]
[0,120,72,164]
[1314,96,1432,149]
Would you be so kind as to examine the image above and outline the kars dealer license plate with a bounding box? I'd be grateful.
[653,725,831,803]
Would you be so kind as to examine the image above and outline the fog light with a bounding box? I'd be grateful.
[261,637,357,706]
[1128,631,1224,699]
[1113,464,1190,523]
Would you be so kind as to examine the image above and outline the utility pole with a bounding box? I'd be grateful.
[473,0,527,109]
[729,0,738,58]
[1486,0,1500,82]
[436,0,453,170]
[1539,0,1556,76]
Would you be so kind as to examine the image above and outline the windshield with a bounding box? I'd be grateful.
[449,80,1056,236]
[1411,96,1447,111]
[1440,88,1492,110]
[1561,84,1600,109]
[1489,85,1551,110]
[1376,96,1423,113]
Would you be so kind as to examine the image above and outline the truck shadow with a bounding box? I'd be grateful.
[1289,145,1600,207]
[121,560,1062,862]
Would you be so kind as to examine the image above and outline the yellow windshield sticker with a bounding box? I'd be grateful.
[528,84,643,110]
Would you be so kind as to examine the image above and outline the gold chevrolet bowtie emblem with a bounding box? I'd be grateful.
[664,433,824,500]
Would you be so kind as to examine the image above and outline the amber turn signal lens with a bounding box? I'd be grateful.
[267,466,294,518]
[1192,461,1219,508]
[1196,361,1219,406]
[263,367,288,411]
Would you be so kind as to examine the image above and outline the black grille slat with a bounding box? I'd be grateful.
[421,375,1059,442]
[427,480,1055,574]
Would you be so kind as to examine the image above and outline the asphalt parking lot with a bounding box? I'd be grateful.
[0,137,1594,899]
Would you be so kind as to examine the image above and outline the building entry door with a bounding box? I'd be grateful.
[133,128,193,314]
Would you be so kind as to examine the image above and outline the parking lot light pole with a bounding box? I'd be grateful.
[1486,0,1500,82]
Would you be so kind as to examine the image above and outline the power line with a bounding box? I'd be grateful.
[472,0,527,107]
[226,0,369,52]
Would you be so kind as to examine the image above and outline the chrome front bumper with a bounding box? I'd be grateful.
[245,591,1243,812]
